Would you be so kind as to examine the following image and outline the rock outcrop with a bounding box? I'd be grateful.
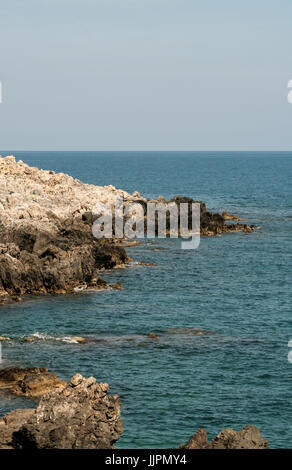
[179,425,269,449]
[168,196,255,236]
[1,374,123,449]
[0,367,66,397]
[0,155,255,300]
[0,155,134,300]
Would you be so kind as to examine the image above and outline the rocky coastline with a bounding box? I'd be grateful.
[0,155,255,302]
[0,367,268,449]
[0,156,261,449]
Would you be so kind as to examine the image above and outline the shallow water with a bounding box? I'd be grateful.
[0,151,291,448]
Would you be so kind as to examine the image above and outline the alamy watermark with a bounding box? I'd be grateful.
[92,196,200,250]
[288,340,292,363]
[288,79,292,104]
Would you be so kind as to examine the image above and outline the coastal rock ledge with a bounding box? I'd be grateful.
[0,367,66,397]
[0,374,123,449]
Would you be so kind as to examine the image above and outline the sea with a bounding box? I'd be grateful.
[0,151,291,448]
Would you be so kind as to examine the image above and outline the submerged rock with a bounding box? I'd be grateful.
[11,374,123,449]
[179,425,269,449]
[0,367,65,397]
[166,327,212,336]
[70,336,87,344]
[110,282,123,290]
[148,333,158,339]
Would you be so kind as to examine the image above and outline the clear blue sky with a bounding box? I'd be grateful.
[1,0,292,150]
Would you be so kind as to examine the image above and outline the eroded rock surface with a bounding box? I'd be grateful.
[179,425,269,449]
[12,374,123,449]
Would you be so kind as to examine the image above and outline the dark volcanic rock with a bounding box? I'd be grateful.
[169,195,254,236]
[0,218,128,298]
[12,374,123,449]
[0,367,65,397]
[133,195,255,238]
[179,425,269,449]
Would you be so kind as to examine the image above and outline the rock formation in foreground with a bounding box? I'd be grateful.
[179,425,269,449]
[0,367,65,398]
[0,366,267,449]
[0,374,123,449]
[0,155,255,301]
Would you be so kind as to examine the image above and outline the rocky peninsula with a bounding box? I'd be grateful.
[0,155,255,302]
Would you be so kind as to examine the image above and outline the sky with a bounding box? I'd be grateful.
[0,0,292,151]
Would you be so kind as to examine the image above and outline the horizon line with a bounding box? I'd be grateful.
[1,149,292,153]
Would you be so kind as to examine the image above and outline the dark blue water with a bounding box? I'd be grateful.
[0,151,291,448]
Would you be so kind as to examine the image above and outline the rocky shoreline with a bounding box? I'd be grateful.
[0,367,268,449]
[0,155,255,302]
[0,156,261,448]
[0,366,268,449]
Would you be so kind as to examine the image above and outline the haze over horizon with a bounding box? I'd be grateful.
[1,0,292,151]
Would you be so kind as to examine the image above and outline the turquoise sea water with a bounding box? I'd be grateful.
[0,151,291,448]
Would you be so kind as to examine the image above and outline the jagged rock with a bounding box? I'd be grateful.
[0,221,128,298]
[132,195,255,238]
[0,367,65,397]
[12,374,123,449]
[169,196,255,236]
[179,425,269,449]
